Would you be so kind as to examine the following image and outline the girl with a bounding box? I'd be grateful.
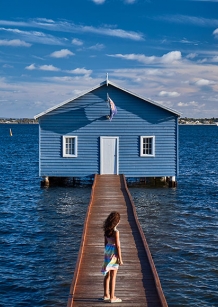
[101,211,123,303]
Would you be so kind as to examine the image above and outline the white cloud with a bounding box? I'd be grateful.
[25,64,36,70]
[45,76,75,82]
[0,27,64,45]
[36,18,55,23]
[197,58,208,64]
[157,15,218,27]
[159,91,180,97]
[72,38,83,46]
[3,64,13,68]
[89,43,105,50]
[108,53,153,64]
[32,55,45,61]
[178,102,189,107]
[0,19,144,41]
[190,101,200,106]
[213,28,218,38]
[211,56,218,62]
[82,26,143,41]
[0,39,31,47]
[39,65,60,71]
[108,51,182,65]
[180,38,193,44]
[50,49,74,58]
[42,75,94,85]
[66,68,92,76]
[195,79,215,86]
[187,53,197,59]
[91,0,106,3]
[124,0,136,3]
[161,51,181,63]
[25,63,60,71]
[178,101,205,108]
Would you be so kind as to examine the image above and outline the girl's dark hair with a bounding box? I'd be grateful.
[103,211,120,237]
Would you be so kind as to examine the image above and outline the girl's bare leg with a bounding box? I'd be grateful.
[104,271,110,299]
[109,270,118,300]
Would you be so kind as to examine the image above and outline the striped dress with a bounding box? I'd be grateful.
[101,229,119,276]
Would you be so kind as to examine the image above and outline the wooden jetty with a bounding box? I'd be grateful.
[67,174,168,307]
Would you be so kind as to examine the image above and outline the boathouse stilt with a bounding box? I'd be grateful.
[41,176,49,187]
[169,176,177,187]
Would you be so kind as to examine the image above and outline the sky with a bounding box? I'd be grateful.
[0,0,218,118]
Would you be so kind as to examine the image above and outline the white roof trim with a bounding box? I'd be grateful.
[34,79,181,119]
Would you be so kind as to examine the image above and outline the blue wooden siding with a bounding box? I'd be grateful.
[38,84,179,178]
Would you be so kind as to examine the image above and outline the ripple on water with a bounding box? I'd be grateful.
[0,124,218,307]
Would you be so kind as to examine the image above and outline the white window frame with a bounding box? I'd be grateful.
[62,136,78,157]
[140,136,155,157]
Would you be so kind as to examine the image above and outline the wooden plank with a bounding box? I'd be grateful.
[67,174,167,307]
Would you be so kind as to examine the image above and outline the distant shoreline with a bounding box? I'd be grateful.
[0,119,38,124]
[179,123,218,126]
[0,118,218,125]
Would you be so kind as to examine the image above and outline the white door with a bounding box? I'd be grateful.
[100,137,119,174]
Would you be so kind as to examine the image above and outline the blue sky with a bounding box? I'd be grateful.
[0,0,218,118]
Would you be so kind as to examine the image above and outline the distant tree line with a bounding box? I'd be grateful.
[0,117,218,125]
[0,118,38,124]
[179,117,218,124]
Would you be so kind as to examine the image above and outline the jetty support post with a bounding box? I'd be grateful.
[169,176,177,188]
[41,176,49,187]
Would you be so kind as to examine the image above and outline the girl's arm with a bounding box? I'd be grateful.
[115,231,123,265]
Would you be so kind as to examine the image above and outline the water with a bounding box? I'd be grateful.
[0,124,217,306]
[130,125,218,307]
[0,125,90,307]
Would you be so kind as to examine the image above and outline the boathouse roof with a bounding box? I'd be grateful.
[34,78,181,119]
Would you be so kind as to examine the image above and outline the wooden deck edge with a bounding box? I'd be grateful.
[121,174,168,307]
[67,174,98,307]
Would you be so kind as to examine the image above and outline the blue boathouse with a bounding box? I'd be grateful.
[34,78,180,186]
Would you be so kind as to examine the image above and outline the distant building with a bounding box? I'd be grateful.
[34,78,180,186]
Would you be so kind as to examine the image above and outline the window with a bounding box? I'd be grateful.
[63,136,78,157]
[140,136,155,157]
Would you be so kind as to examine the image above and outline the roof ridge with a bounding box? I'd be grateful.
[34,78,181,119]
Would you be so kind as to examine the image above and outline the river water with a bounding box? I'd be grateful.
[0,124,217,306]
